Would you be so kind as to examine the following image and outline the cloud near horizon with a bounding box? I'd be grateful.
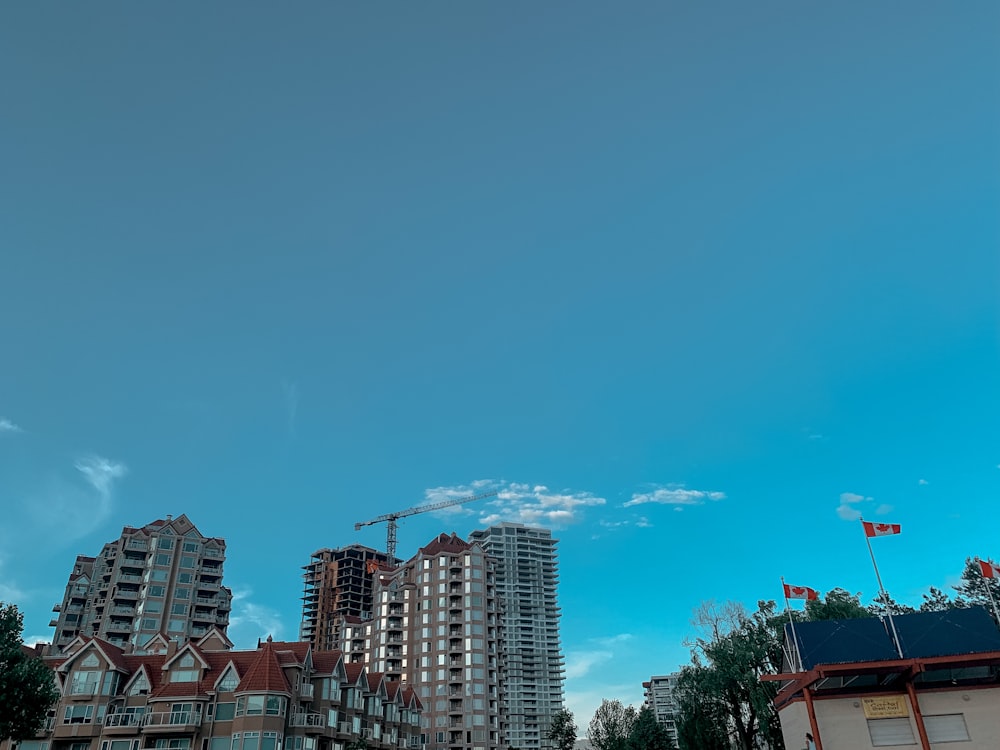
[836,491,892,521]
[228,587,287,646]
[624,486,726,509]
[422,480,607,528]
[0,417,23,434]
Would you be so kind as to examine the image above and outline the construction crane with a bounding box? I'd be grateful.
[355,490,499,560]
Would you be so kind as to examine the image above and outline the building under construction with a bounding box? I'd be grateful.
[299,543,397,651]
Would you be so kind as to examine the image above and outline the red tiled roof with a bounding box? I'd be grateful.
[419,533,471,555]
[266,641,310,665]
[235,638,291,695]
[344,662,364,685]
[312,650,344,675]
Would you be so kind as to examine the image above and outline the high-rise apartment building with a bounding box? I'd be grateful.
[350,532,505,750]
[49,514,232,651]
[468,524,564,750]
[642,673,681,745]
[300,544,397,651]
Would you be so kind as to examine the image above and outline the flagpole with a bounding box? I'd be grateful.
[781,577,803,672]
[862,518,904,659]
[978,559,1000,624]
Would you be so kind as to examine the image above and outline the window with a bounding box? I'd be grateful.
[141,618,159,630]
[153,741,190,750]
[209,740,229,750]
[127,673,150,695]
[215,703,235,721]
[925,714,970,743]
[148,585,166,597]
[218,667,238,692]
[151,570,168,581]
[81,654,100,668]
[63,705,94,724]
[71,670,100,695]
[242,734,260,750]
[172,604,188,615]
[168,619,187,633]
[171,668,199,682]
[145,600,163,613]
[183,542,200,553]
[175,588,190,600]
[261,733,279,750]
[156,554,172,566]
[181,556,196,568]
[178,573,193,584]
[867,718,916,746]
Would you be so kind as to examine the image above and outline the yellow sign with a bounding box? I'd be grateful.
[862,696,909,719]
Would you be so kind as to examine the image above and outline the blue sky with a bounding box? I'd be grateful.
[1,1,998,726]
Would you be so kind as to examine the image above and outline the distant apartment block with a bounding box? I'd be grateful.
[300,544,397,652]
[642,673,680,745]
[342,532,506,750]
[2,630,423,750]
[468,523,565,750]
[49,514,231,651]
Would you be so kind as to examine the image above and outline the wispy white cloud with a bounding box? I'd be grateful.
[875,504,893,516]
[0,418,22,434]
[26,455,127,541]
[75,456,127,497]
[423,480,606,528]
[918,479,929,486]
[624,486,725,508]
[564,634,633,679]
[836,491,878,521]
[228,588,287,646]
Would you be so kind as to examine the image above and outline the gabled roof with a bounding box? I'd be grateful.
[312,650,345,677]
[196,627,234,650]
[344,662,365,686]
[59,637,130,674]
[420,532,471,556]
[235,638,291,695]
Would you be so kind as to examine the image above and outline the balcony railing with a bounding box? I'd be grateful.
[69,681,99,696]
[288,713,325,728]
[105,714,144,728]
[299,683,314,700]
[144,709,203,727]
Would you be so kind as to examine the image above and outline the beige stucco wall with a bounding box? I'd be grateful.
[779,686,1000,750]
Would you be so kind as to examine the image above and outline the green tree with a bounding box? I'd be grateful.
[588,699,637,750]
[867,591,915,617]
[676,600,785,750]
[919,586,960,612]
[953,558,1000,621]
[547,709,577,750]
[675,667,730,750]
[804,588,869,621]
[627,705,675,750]
[0,603,59,741]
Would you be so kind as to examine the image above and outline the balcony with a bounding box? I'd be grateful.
[118,573,142,583]
[288,713,325,732]
[68,681,99,699]
[337,722,353,736]
[144,709,203,731]
[34,717,55,735]
[104,714,144,733]
[114,590,139,600]
[299,683,314,700]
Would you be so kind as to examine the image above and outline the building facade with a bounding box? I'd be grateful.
[3,631,423,750]
[772,607,1000,750]
[641,674,680,746]
[49,515,232,651]
[300,545,397,653]
[467,524,564,750]
[347,533,505,750]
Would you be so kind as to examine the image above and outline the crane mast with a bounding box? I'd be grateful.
[354,489,499,559]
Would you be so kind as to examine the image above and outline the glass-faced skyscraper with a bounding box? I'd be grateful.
[468,523,565,750]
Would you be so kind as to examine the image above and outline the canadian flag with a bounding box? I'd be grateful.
[783,583,819,601]
[978,559,1000,579]
[863,521,901,537]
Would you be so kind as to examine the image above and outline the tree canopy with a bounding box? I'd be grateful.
[0,603,60,741]
[547,708,577,750]
[628,705,675,750]
[588,699,636,750]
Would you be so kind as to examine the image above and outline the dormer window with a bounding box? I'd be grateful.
[171,653,200,682]
[218,666,238,692]
[128,673,150,695]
